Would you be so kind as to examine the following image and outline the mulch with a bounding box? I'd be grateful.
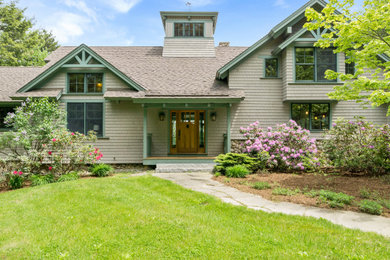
[214,172,390,217]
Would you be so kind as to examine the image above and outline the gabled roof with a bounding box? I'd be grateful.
[17,44,146,93]
[216,0,328,79]
[0,46,246,102]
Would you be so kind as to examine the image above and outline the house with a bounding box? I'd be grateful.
[0,0,388,165]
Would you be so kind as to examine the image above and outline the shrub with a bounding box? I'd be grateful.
[322,118,390,175]
[318,190,354,206]
[272,187,300,196]
[214,152,269,175]
[252,182,271,190]
[225,165,250,178]
[8,171,24,189]
[359,200,383,215]
[30,174,55,186]
[240,120,322,172]
[359,189,372,199]
[0,98,102,177]
[379,199,390,210]
[91,164,113,177]
[57,171,80,182]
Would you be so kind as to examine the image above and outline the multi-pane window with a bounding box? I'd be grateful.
[67,103,103,137]
[68,73,103,93]
[295,47,337,82]
[0,106,15,129]
[291,103,330,131]
[265,58,279,78]
[174,23,204,37]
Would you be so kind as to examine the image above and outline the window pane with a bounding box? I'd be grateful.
[67,103,84,134]
[194,23,204,36]
[292,104,310,130]
[87,73,103,93]
[174,23,183,37]
[171,112,176,148]
[86,103,103,137]
[311,104,330,130]
[69,74,85,93]
[199,112,205,148]
[345,61,355,75]
[184,23,193,36]
[0,106,15,128]
[265,58,278,77]
[296,65,314,81]
[316,48,337,82]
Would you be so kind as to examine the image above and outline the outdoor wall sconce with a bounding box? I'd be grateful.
[159,112,165,121]
[210,112,217,121]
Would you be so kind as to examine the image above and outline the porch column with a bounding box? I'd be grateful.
[226,104,231,153]
[143,106,148,159]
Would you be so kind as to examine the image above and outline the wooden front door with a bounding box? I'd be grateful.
[170,110,206,154]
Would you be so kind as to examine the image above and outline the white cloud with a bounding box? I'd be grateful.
[274,0,289,9]
[62,0,98,22]
[101,0,141,13]
[46,12,91,44]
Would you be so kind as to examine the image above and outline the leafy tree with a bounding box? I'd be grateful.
[0,1,59,66]
[305,0,390,115]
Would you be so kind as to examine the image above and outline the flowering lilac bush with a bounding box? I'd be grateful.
[322,118,390,175]
[240,120,321,171]
[0,98,102,178]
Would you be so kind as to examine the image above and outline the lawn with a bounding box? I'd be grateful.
[0,175,389,258]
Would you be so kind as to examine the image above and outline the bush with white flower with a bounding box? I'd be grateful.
[240,120,322,171]
[322,118,390,175]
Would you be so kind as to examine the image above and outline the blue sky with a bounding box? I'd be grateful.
[17,0,364,47]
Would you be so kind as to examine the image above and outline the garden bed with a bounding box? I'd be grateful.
[214,172,390,217]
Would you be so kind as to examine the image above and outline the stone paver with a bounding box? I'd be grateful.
[153,172,390,237]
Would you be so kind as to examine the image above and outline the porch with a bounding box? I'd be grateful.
[138,101,236,166]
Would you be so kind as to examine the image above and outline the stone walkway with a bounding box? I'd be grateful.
[152,172,390,237]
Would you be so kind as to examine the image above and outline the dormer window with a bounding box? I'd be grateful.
[174,23,204,37]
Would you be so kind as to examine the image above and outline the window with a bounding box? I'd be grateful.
[174,23,204,37]
[67,103,103,137]
[0,106,16,129]
[295,47,337,82]
[68,73,103,93]
[345,61,355,75]
[291,103,330,131]
[265,58,279,78]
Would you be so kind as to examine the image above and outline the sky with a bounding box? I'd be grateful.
[17,0,364,47]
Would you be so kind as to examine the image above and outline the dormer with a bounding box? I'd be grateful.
[160,11,218,57]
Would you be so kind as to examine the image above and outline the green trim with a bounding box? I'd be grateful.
[143,107,148,159]
[216,0,329,79]
[142,103,230,109]
[143,158,215,166]
[133,98,243,104]
[62,64,106,68]
[272,27,308,56]
[290,102,331,131]
[17,44,145,93]
[64,101,106,137]
[226,105,231,153]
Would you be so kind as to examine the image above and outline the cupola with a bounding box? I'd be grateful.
[160,11,218,57]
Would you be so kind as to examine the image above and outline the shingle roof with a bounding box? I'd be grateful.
[45,46,247,97]
[0,67,45,102]
[0,45,247,101]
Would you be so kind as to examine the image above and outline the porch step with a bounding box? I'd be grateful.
[155,163,215,173]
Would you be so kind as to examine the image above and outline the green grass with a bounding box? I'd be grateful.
[0,176,389,258]
[252,181,271,190]
[272,187,301,196]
